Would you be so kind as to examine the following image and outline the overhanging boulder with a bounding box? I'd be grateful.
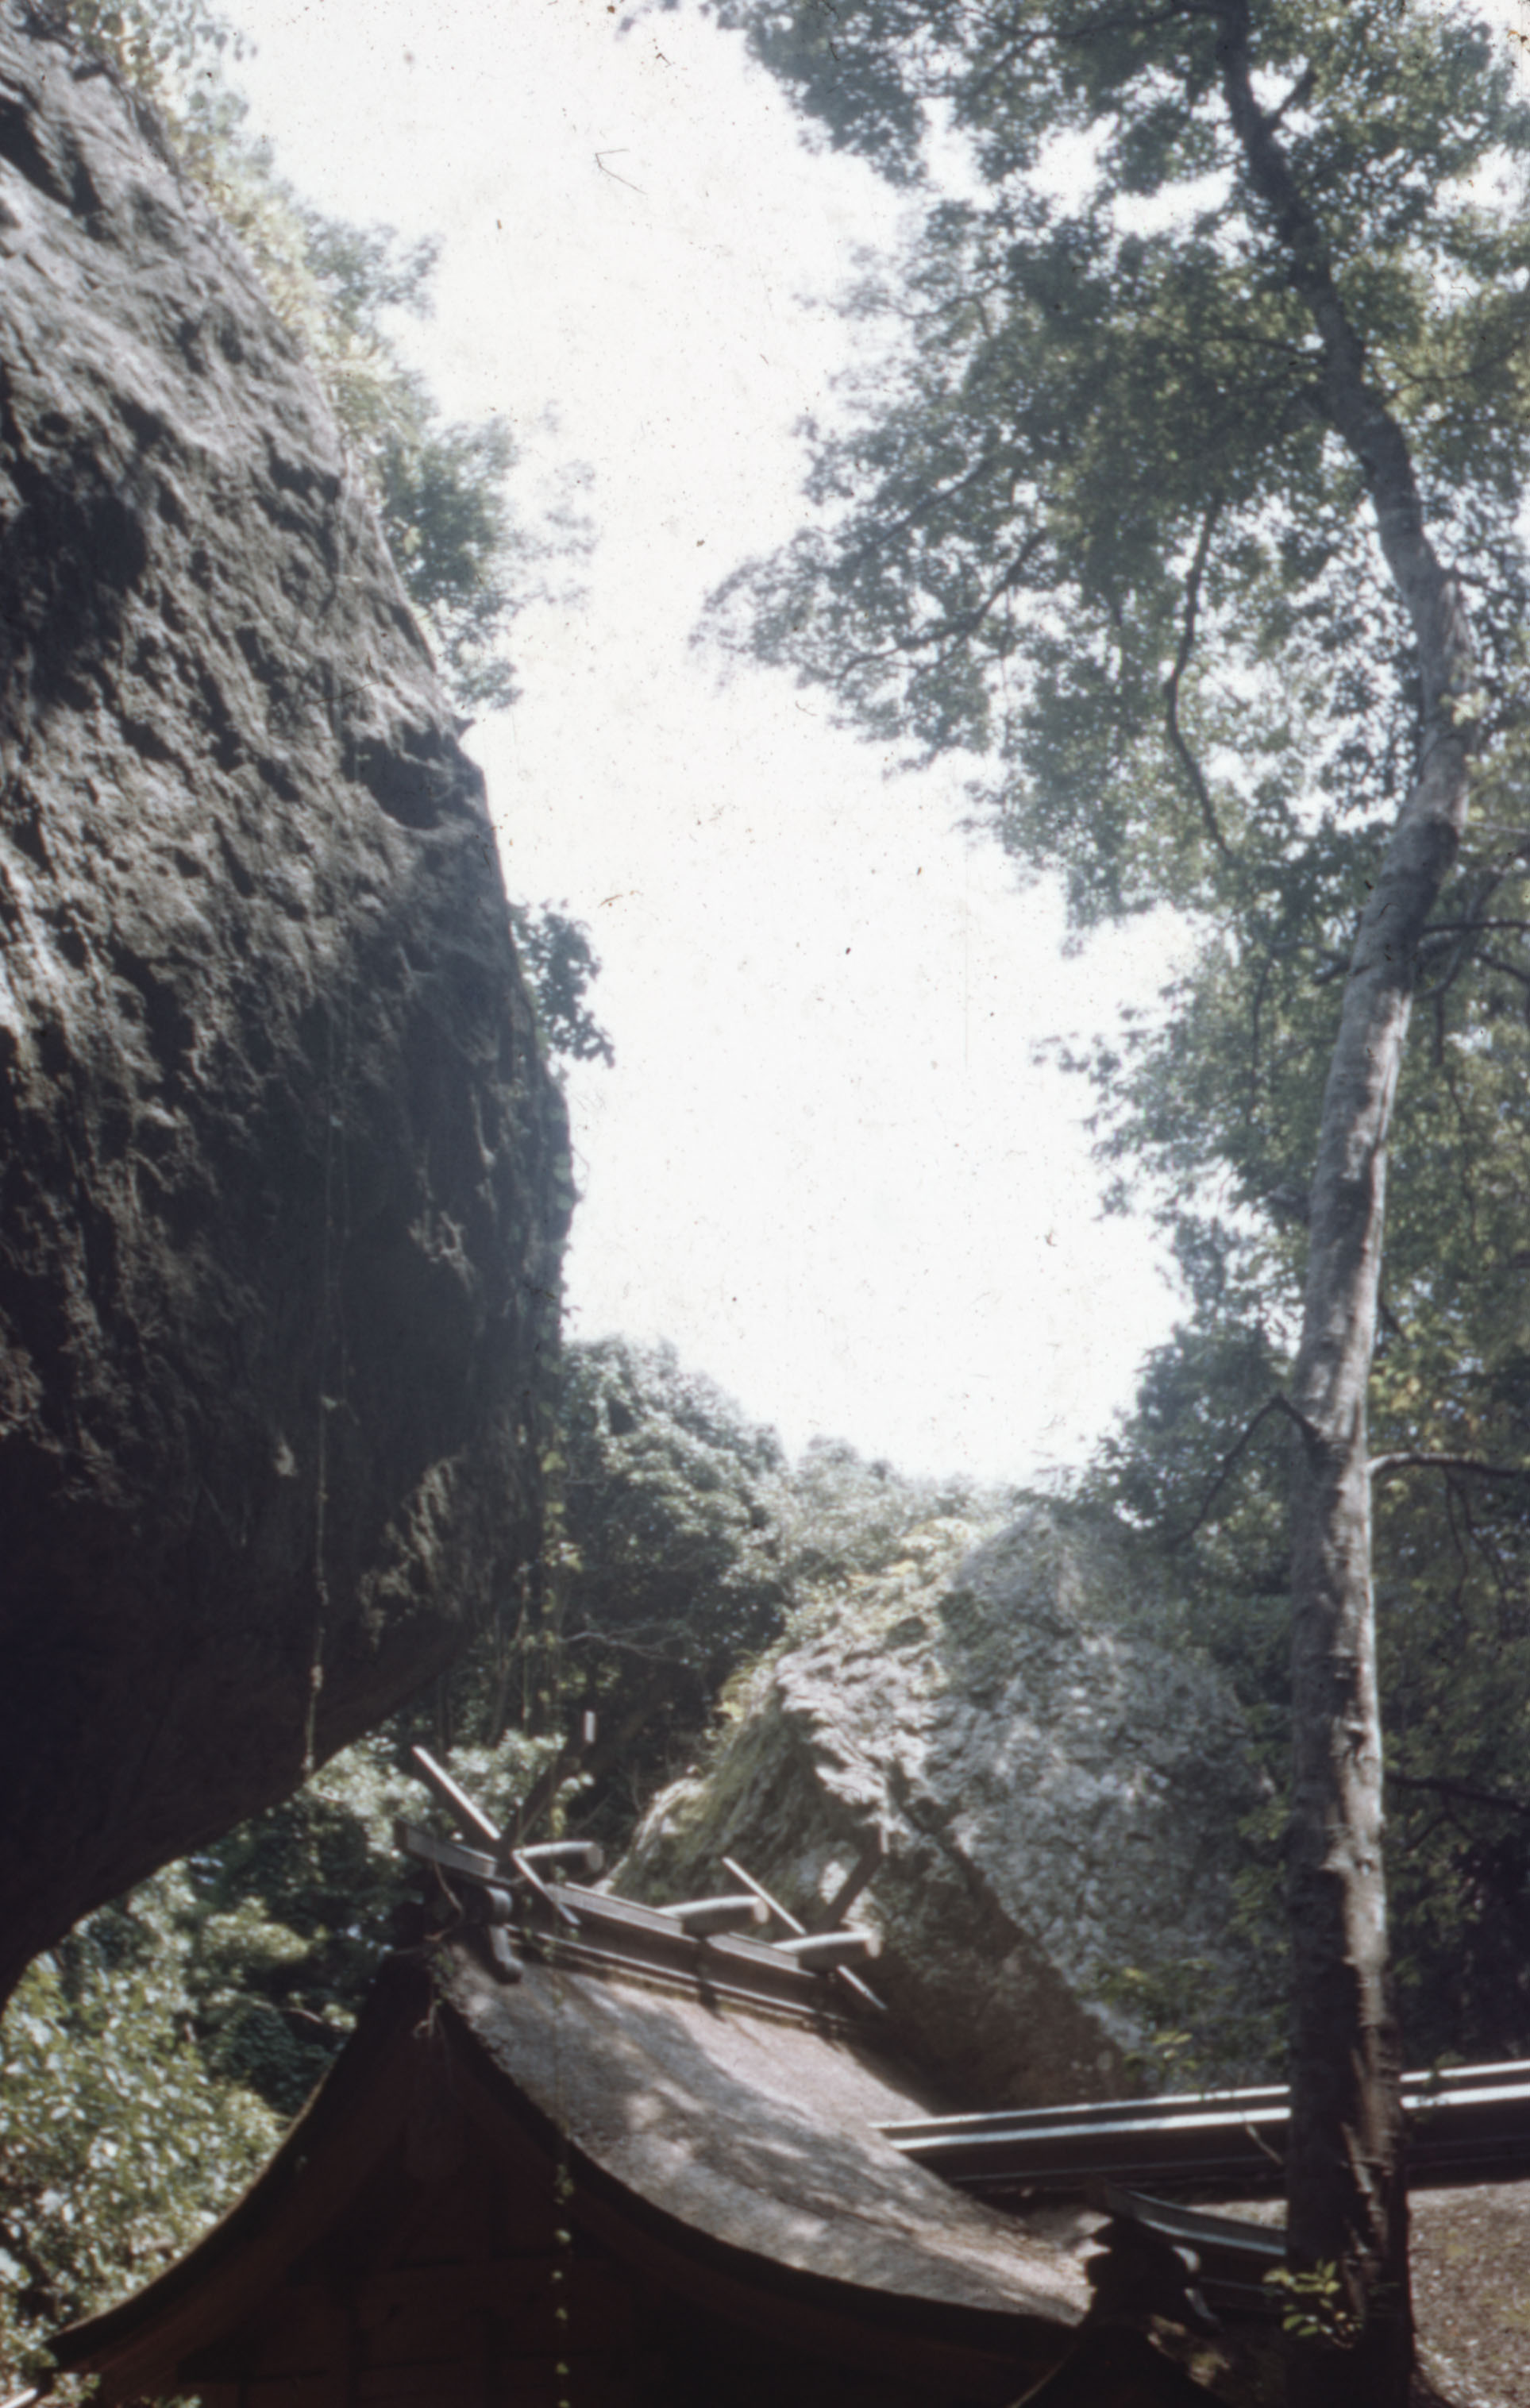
[0,14,569,1995]
[620,1509,1265,2105]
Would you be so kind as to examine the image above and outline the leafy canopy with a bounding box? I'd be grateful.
[707,0,1530,921]
[699,0,1530,2078]
[1078,803,1530,2070]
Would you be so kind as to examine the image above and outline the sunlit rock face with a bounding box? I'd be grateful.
[0,15,569,1997]
[621,1510,1263,2105]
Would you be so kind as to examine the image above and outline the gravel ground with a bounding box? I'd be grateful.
[1409,2182,1530,2407]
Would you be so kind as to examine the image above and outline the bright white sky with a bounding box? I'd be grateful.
[214,0,1519,1485]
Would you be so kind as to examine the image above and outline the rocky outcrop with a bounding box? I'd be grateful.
[0,11,569,1996]
[621,1510,1265,2105]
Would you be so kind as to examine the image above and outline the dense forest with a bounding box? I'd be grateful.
[6,3,1530,2402]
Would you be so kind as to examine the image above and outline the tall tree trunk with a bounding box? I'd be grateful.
[1216,9,1478,2399]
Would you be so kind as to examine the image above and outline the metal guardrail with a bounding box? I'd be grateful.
[879,2059,1530,2197]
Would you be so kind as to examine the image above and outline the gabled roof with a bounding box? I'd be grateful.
[443,1939,1085,2321]
[54,1932,1089,2405]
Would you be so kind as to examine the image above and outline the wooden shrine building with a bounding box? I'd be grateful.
[49,1746,1530,2405]
[52,1783,1213,2408]
[53,1923,1097,2407]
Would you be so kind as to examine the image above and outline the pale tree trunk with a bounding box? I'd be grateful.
[1216,8,1478,2401]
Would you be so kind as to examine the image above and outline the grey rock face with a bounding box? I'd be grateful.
[621,1511,1263,2105]
[0,14,568,1993]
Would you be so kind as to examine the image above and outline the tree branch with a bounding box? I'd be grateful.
[1266,62,1316,133]
[837,439,1024,573]
[1479,948,1530,992]
[1370,1452,1530,1484]
[1059,2,1220,33]
[839,531,1049,673]
[1215,0,1472,725]
[975,1,1216,83]
[1386,1770,1530,1821]
[1420,919,1530,938]
[1162,1389,1312,1546]
[1162,497,1231,860]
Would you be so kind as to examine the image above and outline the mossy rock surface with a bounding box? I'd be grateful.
[0,12,568,1996]
[621,1508,1265,2105]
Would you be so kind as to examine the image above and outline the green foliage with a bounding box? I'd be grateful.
[563,1338,789,1646]
[543,1353,1017,1836]
[711,0,1530,2082]
[538,1339,796,1835]
[60,0,242,136]
[708,2,1530,920]
[0,1869,280,2384]
[350,1337,797,1814]
[1089,1949,1285,2094]
[377,414,522,714]
[0,1728,559,2383]
[777,1432,997,1586]
[508,905,617,1070]
[1263,2259,1362,2349]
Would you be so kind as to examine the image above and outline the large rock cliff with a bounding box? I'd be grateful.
[621,1510,1265,2105]
[0,11,569,1995]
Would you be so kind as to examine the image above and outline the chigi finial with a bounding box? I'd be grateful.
[395,1734,886,2005]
